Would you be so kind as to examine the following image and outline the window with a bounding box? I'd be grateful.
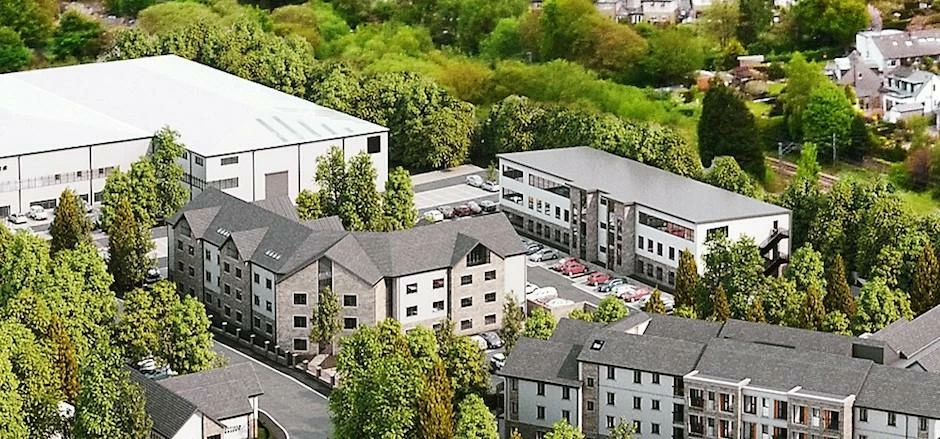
[206,292,213,304]
[254,295,260,306]
[221,156,239,166]
[406,306,418,317]
[634,396,642,409]
[293,338,308,351]
[607,366,616,380]
[537,406,545,420]
[266,278,272,289]
[460,319,472,330]
[195,156,204,166]
[254,273,260,283]
[920,418,928,432]
[294,293,307,305]
[235,268,242,279]
[223,262,230,273]
[367,136,381,153]
[235,290,242,301]
[460,275,472,285]
[744,395,757,415]
[176,240,183,250]
[638,236,645,249]
[224,284,231,295]
[634,370,642,384]
[485,292,496,303]
[265,323,273,334]
[652,423,660,435]
[652,372,660,384]
[657,243,663,256]
[587,377,594,387]
[485,270,496,281]
[639,212,695,241]
[634,421,641,434]
[223,305,231,316]
[177,261,184,271]
[562,387,571,400]
[607,416,616,429]
[266,301,272,312]
[406,283,418,294]
[607,392,615,406]
[293,316,307,328]
[587,401,594,411]
[254,317,260,328]
[189,246,195,256]
[189,266,195,277]
[343,318,357,329]
[433,278,445,289]
[343,295,357,307]
[562,410,570,423]
[859,408,867,422]
[466,245,491,267]
[669,247,675,260]
[706,226,729,241]
[205,249,211,260]
[433,300,444,311]
[461,297,473,308]
[485,314,497,325]
[205,271,212,282]
[888,412,896,427]
[537,383,545,396]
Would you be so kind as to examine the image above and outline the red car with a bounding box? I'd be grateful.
[586,272,610,286]
[560,262,588,276]
[551,257,577,271]
[454,205,472,217]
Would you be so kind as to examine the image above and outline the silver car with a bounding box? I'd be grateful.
[7,212,26,225]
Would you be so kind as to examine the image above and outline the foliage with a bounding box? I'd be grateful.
[785,244,826,293]
[594,295,629,323]
[737,0,772,46]
[643,289,667,314]
[523,307,556,340]
[436,320,489,400]
[166,295,216,373]
[699,82,764,176]
[705,156,762,198]
[271,4,320,47]
[781,53,827,139]
[675,249,699,309]
[778,155,823,250]
[499,294,525,353]
[99,160,158,230]
[49,188,92,254]
[296,189,323,220]
[852,277,913,334]
[745,296,766,322]
[702,234,764,317]
[823,310,851,335]
[454,394,498,439]
[50,10,106,62]
[311,287,340,352]
[824,254,856,317]
[791,0,868,48]
[801,83,855,163]
[136,2,223,35]
[911,243,939,315]
[49,318,79,403]
[545,419,584,439]
[417,361,454,439]
[568,308,594,321]
[480,17,523,60]
[673,305,698,319]
[73,344,152,439]
[638,27,705,86]
[383,167,417,230]
[0,26,30,72]
[799,286,826,330]
[0,0,55,46]
[609,419,636,439]
[711,284,731,321]
[314,147,389,230]
[107,198,155,293]
[148,127,189,221]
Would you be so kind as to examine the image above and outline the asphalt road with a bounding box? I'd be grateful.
[213,342,332,439]
[526,264,602,306]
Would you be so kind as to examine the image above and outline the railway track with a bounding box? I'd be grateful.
[766,157,839,188]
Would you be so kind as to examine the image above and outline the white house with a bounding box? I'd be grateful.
[0,55,388,217]
[856,29,940,72]
[881,67,940,122]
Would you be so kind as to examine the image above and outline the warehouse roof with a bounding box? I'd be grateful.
[498,147,789,223]
[2,55,386,157]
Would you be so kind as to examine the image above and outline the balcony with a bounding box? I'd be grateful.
[689,397,704,410]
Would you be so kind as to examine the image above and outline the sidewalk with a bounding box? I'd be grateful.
[411,164,483,187]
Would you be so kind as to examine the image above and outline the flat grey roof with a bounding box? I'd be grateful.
[2,55,386,157]
[499,147,789,223]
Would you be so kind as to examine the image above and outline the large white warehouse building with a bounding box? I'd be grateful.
[0,55,388,217]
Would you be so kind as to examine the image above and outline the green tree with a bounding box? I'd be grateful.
[781,53,826,139]
[609,419,636,439]
[824,254,856,317]
[594,295,628,323]
[436,320,489,400]
[737,0,771,46]
[311,287,340,353]
[675,250,699,309]
[639,27,705,85]
[0,350,26,437]
[107,198,154,293]
[50,10,105,61]
[499,294,525,353]
[480,17,523,60]
[271,4,321,47]
[116,284,170,363]
[344,152,384,230]
[0,26,30,73]
[0,0,55,46]
[911,243,939,315]
[568,308,594,321]
[801,83,854,163]
[100,159,158,229]
[49,188,92,254]
[148,127,189,220]
[643,289,667,314]
[852,277,914,334]
[383,167,416,230]
[697,0,740,47]
[791,0,867,48]
[545,419,584,439]
[453,0,526,53]
[417,360,454,439]
[800,286,826,330]
[705,156,761,198]
[698,81,765,177]
[49,318,79,403]
[455,394,498,439]
[167,296,216,374]
[711,284,731,321]
[73,344,152,439]
[778,146,823,250]
[785,244,826,293]
[702,234,764,317]
[673,305,697,319]
[745,296,766,322]
[296,189,323,220]
[523,308,556,340]
[823,310,851,335]
[0,231,51,303]
[315,146,348,217]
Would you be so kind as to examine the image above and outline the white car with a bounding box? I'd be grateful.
[28,205,47,221]
[424,210,444,223]
[466,175,484,187]
[490,352,506,371]
[469,335,488,351]
[612,283,639,297]
[7,212,27,225]
[525,282,539,294]
[482,181,500,192]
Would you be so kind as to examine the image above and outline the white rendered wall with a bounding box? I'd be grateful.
[170,413,204,439]
[635,205,697,271]
[598,367,682,439]
[694,213,790,270]
[204,242,220,294]
[498,158,573,230]
[221,414,250,439]
[503,254,527,308]
[854,408,939,439]
[517,379,581,430]
[251,265,276,321]
[392,269,449,329]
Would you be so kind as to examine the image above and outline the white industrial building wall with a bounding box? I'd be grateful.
[634,205,697,272]
[252,145,300,202]
[343,132,389,189]
[392,268,449,329]
[203,151,253,201]
[695,213,790,269]
[299,140,341,192]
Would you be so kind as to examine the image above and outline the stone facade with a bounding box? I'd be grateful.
[582,363,600,438]
[217,239,252,333]
[451,245,507,336]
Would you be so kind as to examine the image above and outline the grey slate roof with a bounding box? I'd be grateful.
[603,310,651,333]
[551,318,605,345]
[160,363,263,421]
[856,364,940,419]
[577,329,705,376]
[253,196,301,221]
[872,304,940,358]
[695,338,872,397]
[128,368,201,438]
[870,29,940,60]
[719,319,887,357]
[641,314,723,343]
[499,337,583,387]
[498,147,789,223]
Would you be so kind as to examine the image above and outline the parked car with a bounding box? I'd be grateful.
[480,331,504,349]
[466,175,484,187]
[525,282,539,294]
[467,201,482,214]
[480,200,498,213]
[490,352,506,371]
[28,205,47,220]
[482,181,500,192]
[82,200,94,213]
[525,243,544,255]
[454,205,472,217]
[527,287,558,301]
[529,249,559,262]
[469,335,489,351]
[621,287,651,303]
[551,257,577,271]
[424,210,444,223]
[7,212,27,225]
[560,261,588,276]
[440,206,455,219]
[597,277,628,293]
[586,272,610,286]
[144,268,161,284]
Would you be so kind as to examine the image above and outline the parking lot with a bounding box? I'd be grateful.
[414,184,495,211]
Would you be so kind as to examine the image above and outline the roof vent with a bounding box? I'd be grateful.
[216,228,230,237]
[264,249,282,260]
[590,340,606,351]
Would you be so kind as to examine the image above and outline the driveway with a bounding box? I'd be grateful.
[213,342,332,439]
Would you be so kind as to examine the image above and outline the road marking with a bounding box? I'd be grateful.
[259,409,291,439]
[214,342,328,400]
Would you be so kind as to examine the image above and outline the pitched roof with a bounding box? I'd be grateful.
[551,318,606,345]
[498,147,789,223]
[641,314,723,343]
[253,196,301,221]
[128,368,200,438]
[869,29,940,60]
[719,319,887,357]
[856,364,940,419]
[499,337,583,387]
[160,363,263,421]
[872,304,940,358]
[577,329,705,376]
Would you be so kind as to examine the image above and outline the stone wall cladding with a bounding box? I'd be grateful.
[450,248,506,336]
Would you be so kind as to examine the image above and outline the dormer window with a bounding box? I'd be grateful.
[466,245,491,267]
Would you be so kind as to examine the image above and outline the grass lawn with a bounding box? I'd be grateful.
[768,82,785,96]
[747,100,772,118]
[898,190,940,215]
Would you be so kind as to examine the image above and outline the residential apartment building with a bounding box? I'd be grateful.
[501,313,940,439]
[168,189,526,356]
[856,29,940,72]
[0,55,387,216]
[498,147,790,289]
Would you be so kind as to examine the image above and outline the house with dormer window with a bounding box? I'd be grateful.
[882,67,940,122]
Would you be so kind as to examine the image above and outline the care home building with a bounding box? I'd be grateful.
[168,189,526,357]
[497,147,790,288]
[0,55,388,217]
[501,312,940,439]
